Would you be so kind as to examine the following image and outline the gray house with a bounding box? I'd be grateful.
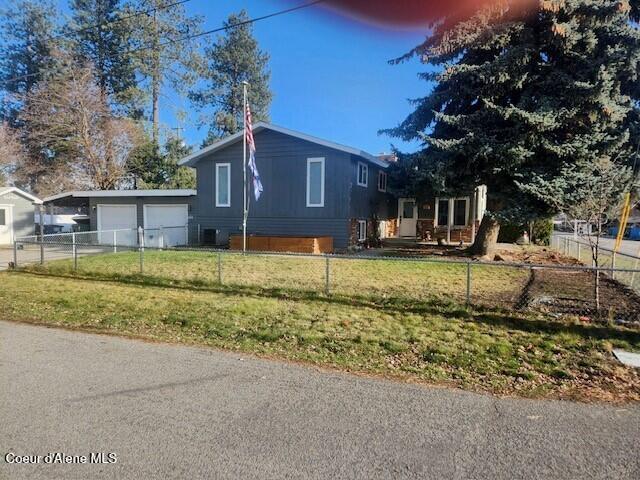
[179,123,396,250]
[0,187,42,245]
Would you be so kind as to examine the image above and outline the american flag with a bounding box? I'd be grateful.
[245,103,263,201]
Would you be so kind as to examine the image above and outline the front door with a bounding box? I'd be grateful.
[398,199,417,237]
[0,206,13,245]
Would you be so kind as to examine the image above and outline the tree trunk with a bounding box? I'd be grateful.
[470,215,500,257]
[151,3,160,143]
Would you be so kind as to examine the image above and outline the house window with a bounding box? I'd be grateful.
[436,199,449,227]
[453,199,468,226]
[357,220,367,241]
[215,163,230,207]
[306,157,325,207]
[378,171,387,192]
[357,162,368,187]
[0,209,5,226]
[436,197,469,227]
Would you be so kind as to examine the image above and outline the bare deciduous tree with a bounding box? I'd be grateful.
[526,158,638,311]
[19,58,142,195]
[0,121,24,184]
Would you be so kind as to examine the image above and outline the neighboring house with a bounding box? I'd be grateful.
[0,187,42,245]
[179,122,397,250]
[43,190,197,246]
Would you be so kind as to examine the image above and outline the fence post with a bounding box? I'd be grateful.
[113,230,117,253]
[13,240,18,269]
[39,221,44,265]
[72,232,77,271]
[577,242,581,262]
[611,251,617,280]
[217,252,222,284]
[159,226,164,249]
[466,261,472,305]
[325,256,330,295]
[197,224,201,245]
[185,225,189,246]
[138,226,144,274]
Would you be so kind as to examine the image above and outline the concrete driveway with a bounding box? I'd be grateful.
[1,321,638,480]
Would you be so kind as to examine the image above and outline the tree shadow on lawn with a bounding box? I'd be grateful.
[15,269,640,346]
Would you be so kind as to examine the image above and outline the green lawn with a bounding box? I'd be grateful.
[22,249,530,307]
[1,270,639,402]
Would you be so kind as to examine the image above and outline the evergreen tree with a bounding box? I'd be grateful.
[125,136,195,189]
[126,140,165,188]
[163,137,195,189]
[386,0,640,256]
[125,0,203,142]
[67,0,140,112]
[0,0,61,124]
[190,9,272,145]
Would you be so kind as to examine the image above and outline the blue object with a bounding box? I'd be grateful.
[630,225,640,241]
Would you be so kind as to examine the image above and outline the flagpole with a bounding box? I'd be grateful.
[242,81,248,253]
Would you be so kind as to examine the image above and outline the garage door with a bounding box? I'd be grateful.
[143,204,188,247]
[97,204,137,246]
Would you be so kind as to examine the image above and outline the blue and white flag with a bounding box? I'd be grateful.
[245,103,263,200]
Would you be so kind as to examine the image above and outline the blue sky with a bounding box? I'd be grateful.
[55,0,430,154]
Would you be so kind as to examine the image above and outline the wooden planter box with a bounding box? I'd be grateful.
[229,235,333,254]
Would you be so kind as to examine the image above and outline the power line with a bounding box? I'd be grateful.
[0,0,324,91]
[129,0,325,54]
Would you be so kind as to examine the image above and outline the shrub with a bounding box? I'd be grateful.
[497,218,553,245]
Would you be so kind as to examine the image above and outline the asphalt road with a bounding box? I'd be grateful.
[1,321,638,480]
[553,232,640,258]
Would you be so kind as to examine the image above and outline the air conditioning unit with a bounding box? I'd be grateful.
[202,228,217,245]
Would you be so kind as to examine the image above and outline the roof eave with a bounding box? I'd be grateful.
[178,122,389,168]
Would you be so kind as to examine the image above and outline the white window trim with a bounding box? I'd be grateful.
[357,161,368,187]
[306,157,325,207]
[357,219,367,241]
[378,171,387,192]
[434,197,470,228]
[215,163,231,207]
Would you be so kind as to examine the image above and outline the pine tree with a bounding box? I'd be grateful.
[126,140,165,188]
[0,0,61,124]
[125,136,194,189]
[125,0,203,143]
[190,9,272,145]
[387,0,640,256]
[67,0,139,112]
[163,137,195,189]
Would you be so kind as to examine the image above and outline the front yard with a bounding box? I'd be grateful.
[1,266,639,402]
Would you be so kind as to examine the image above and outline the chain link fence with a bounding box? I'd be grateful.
[552,234,640,293]
[10,228,640,325]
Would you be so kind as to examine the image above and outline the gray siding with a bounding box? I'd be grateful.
[0,190,37,241]
[88,196,195,230]
[348,154,397,221]
[194,129,356,248]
